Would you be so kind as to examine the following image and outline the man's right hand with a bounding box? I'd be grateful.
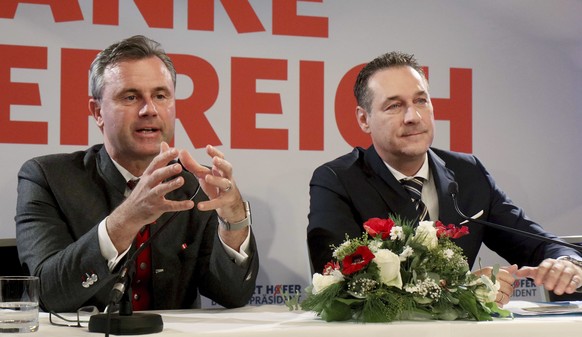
[474,264,517,306]
[106,142,195,253]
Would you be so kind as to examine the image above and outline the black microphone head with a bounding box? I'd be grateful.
[448,181,459,196]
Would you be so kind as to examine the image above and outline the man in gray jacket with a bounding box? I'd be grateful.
[16,35,258,312]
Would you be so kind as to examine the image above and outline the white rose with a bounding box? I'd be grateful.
[415,221,438,250]
[311,270,344,295]
[373,249,402,289]
[474,275,501,303]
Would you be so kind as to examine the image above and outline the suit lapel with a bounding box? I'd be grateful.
[96,145,127,207]
[427,149,457,224]
[363,146,420,222]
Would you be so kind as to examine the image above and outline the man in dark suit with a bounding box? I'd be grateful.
[16,35,258,312]
[307,51,582,305]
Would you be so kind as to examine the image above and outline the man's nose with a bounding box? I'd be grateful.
[139,98,158,116]
[403,105,421,123]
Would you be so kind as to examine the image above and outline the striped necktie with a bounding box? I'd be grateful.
[400,177,429,222]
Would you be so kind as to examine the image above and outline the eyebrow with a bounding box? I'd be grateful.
[117,86,172,97]
[384,90,428,102]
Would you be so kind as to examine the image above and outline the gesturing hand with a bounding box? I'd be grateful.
[107,142,195,252]
[179,145,245,224]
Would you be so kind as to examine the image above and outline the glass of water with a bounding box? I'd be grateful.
[0,276,39,333]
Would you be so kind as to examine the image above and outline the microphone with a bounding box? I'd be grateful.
[448,181,582,253]
[108,265,131,306]
[89,179,202,335]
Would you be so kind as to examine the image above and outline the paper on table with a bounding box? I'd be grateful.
[505,301,582,316]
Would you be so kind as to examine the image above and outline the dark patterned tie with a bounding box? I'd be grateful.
[126,179,152,311]
[400,177,429,222]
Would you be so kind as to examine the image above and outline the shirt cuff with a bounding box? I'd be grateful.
[218,227,251,266]
[98,217,131,270]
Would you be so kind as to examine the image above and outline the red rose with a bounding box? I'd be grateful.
[342,246,375,275]
[435,221,470,239]
[322,261,340,275]
[363,217,395,240]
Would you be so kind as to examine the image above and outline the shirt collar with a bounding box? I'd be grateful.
[384,153,429,181]
[110,158,139,183]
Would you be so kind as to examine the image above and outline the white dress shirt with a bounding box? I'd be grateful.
[384,153,439,221]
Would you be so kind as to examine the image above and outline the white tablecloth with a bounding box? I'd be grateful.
[33,303,582,337]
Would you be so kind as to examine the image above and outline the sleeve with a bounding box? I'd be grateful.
[474,156,582,266]
[196,216,259,309]
[307,165,364,274]
[217,228,251,266]
[98,217,131,270]
[15,159,116,312]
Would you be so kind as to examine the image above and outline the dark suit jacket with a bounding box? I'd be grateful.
[307,146,578,273]
[16,144,258,312]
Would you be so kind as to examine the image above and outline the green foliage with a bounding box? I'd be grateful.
[298,216,512,323]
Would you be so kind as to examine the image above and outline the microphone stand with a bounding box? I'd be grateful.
[448,181,582,253]
[89,182,201,335]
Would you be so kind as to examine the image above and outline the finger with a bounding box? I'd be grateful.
[552,264,579,295]
[203,173,236,192]
[222,179,233,193]
[496,268,516,284]
[143,147,179,176]
[514,266,537,279]
[496,291,509,306]
[160,141,170,153]
[149,173,186,198]
[532,259,554,286]
[196,191,237,211]
[566,275,582,294]
[145,163,184,189]
[473,267,492,277]
[179,149,210,178]
[497,278,515,297]
[502,264,519,274]
[160,197,195,213]
[206,144,225,159]
[211,156,233,178]
[544,261,569,291]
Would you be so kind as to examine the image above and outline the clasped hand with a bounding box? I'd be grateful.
[476,259,582,307]
[516,258,582,296]
[474,265,517,307]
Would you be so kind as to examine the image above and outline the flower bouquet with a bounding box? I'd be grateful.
[300,216,511,322]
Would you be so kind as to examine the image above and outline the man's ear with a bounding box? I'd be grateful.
[356,106,371,134]
[88,98,104,130]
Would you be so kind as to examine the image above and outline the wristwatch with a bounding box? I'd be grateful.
[559,256,582,269]
[218,201,251,231]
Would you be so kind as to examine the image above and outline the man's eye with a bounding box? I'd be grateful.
[387,103,401,111]
[385,103,403,114]
[124,95,137,101]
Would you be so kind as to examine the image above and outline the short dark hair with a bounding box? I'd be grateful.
[353,51,426,112]
[89,35,176,100]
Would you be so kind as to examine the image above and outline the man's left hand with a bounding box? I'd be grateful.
[516,258,582,295]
